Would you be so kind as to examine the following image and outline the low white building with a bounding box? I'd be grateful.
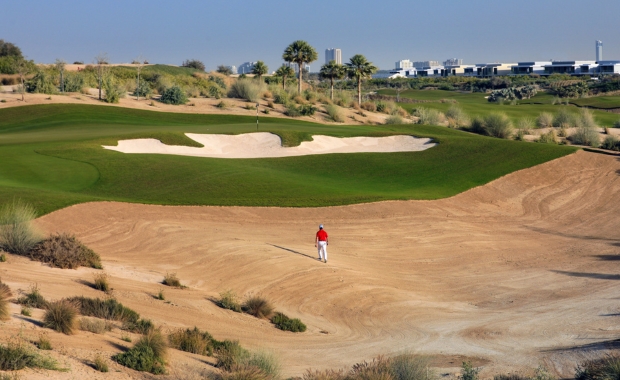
[597,60,620,74]
[395,60,413,70]
[543,61,596,75]
[475,63,516,77]
[511,61,552,75]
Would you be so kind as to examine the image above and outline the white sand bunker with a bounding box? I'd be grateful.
[103,132,435,159]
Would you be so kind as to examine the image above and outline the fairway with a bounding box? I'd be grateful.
[377,89,620,126]
[0,104,576,215]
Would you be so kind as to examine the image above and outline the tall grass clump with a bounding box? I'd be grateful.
[102,77,125,104]
[37,333,52,350]
[159,86,188,105]
[162,273,183,288]
[113,330,167,374]
[218,290,242,312]
[93,273,109,292]
[552,108,575,128]
[0,200,42,255]
[536,112,554,128]
[481,113,513,139]
[79,317,113,334]
[0,284,10,321]
[576,354,620,380]
[414,107,445,125]
[43,300,78,335]
[334,91,352,107]
[570,125,600,147]
[17,284,47,309]
[324,104,344,122]
[271,312,306,332]
[385,115,405,125]
[537,130,558,144]
[31,233,101,269]
[601,135,620,151]
[215,340,250,371]
[242,296,274,319]
[93,353,109,372]
[516,118,534,134]
[445,105,470,128]
[460,361,480,380]
[123,318,155,335]
[390,354,434,380]
[576,108,597,129]
[244,350,281,380]
[168,327,216,356]
[67,296,139,322]
[228,79,265,102]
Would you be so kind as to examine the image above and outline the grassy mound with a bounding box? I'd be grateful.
[31,233,102,269]
[67,296,139,322]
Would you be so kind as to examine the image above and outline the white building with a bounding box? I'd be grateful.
[325,48,342,65]
[596,40,603,62]
[543,61,596,75]
[413,61,440,69]
[511,62,552,75]
[395,60,413,70]
[443,58,463,66]
[598,60,620,74]
[475,63,516,76]
[238,62,256,74]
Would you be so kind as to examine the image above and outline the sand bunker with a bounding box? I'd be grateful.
[103,132,435,158]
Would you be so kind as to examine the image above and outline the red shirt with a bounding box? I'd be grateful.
[316,230,328,241]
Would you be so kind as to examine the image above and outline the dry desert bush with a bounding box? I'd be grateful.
[163,272,184,288]
[93,272,110,292]
[0,284,10,321]
[168,327,216,356]
[36,333,52,350]
[67,296,139,322]
[0,199,42,255]
[43,300,78,335]
[218,290,242,312]
[93,353,109,372]
[242,296,274,319]
[122,318,155,335]
[17,284,47,309]
[30,233,102,269]
[79,317,113,334]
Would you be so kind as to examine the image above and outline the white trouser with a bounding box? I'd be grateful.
[317,241,327,261]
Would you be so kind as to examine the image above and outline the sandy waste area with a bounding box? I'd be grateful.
[103,133,436,159]
[0,150,619,379]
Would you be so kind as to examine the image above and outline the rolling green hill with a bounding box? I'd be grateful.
[0,104,577,215]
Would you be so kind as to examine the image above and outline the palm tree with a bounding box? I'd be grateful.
[282,40,317,95]
[345,54,377,105]
[320,60,346,101]
[251,61,268,81]
[275,65,295,90]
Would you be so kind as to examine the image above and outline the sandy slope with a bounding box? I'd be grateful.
[103,133,436,158]
[1,150,620,379]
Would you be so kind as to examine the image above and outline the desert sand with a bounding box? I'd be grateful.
[103,133,436,158]
[1,150,620,379]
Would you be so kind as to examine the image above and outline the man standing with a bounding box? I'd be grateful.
[315,224,329,263]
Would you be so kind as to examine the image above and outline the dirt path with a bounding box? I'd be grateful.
[1,150,619,379]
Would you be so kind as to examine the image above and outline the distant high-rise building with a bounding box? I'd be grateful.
[596,40,603,61]
[395,60,413,69]
[238,62,256,74]
[325,48,342,65]
[413,60,440,69]
[443,58,463,66]
[285,62,311,73]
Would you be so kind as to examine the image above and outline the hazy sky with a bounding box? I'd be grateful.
[2,0,620,71]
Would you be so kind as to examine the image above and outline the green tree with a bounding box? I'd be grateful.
[282,40,317,95]
[55,59,66,92]
[345,54,377,105]
[251,61,268,81]
[0,40,23,58]
[274,64,295,90]
[182,59,205,71]
[216,65,233,76]
[320,60,346,100]
[13,58,35,101]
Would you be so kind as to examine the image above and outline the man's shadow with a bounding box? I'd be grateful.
[267,244,317,261]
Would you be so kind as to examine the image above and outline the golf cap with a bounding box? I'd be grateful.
[319,224,324,229]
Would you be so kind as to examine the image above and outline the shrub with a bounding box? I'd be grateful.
[182,59,205,71]
[459,361,479,380]
[26,71,57,94]
[222,365,271,380]
[20,307,31,317]
[216,100,228,109]
[0,200,42,255]
[537,130,557,144]
[79,317,113,334]
[335,92,353,108]
[445,106,469,127]
[325,104,344,122]
[536,112,554,128]
[36,334,52,350]
[160,86,188,105]
[133,80,152,98]
[391,354,434,380]
[482,113,513,139]
[67,296,139,322]
[157,289,165,300]
[43,300,78,335]
[168,327,215,356]
[113,330,167,374]
[576,108,597,129]
[122,318,154,335]
[576,355,620,380]
[30,233,102,269]
[0,253,5,262]
[376,101,388,113]
[94,354,108,372]
[246,350,281,380]
[552,108,575,128]
[93,273,109,292]
[415,107,445,125]
[613,119,620,129]
[17,285,47,309]
[516,118,534,134]
[218,290,242,312]
[0,285,10,321]
[63,72,84,92]
[273,91,289,104]
[570,126,600,147]
[242,296,274,319]
[245,103,256,110]
[360,101,376,112]
[228,79,265,102]
[601,135,620,151]
[271,312,306,332]
[215,340,250,371]
[284,105,301,117]
[385,115,405,125]
[162,272,183,288]
[285,104,316,117]
[102,77,126,104]
[0,340,60,371]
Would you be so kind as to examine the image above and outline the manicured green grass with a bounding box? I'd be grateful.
[570,96,620,109]
[377,89,620,127]
[0,104,577,215]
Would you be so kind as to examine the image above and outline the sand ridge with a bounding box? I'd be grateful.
[1,151,620,379]
[102,132,436,158]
